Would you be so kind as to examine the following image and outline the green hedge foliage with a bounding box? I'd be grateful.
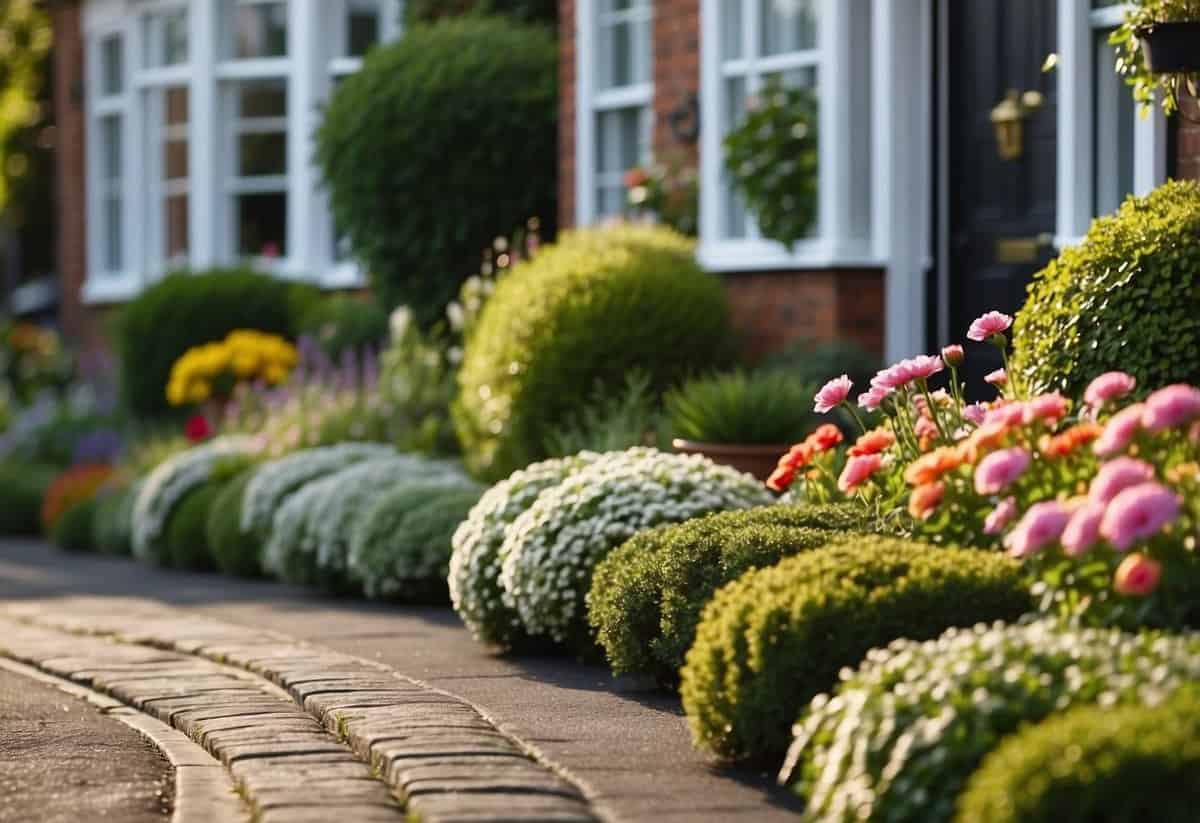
[0,460,56,535]
[315,17,557,326]
[298,294,390,358]
[1012,180,1200,398]
[405,0,556,25]
[957,692,1200,823]
[455,225,732,479]
[588,503,869,684]
[114,268,318,416]
[165,479,225,570]
[51,497,98,552]
[207,471,260,577]
[91,484,136,556]
[680,536,1032,762]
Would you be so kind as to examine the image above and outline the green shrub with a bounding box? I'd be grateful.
[298,295,389,358]
[680,536,1032,762]
[349,482,483,602]
[1012,180,1200,398]
[0,460,56,535]
[91,484,137,556]
[760,338,879,391]
[115,268,318,416]
[455,225,733,479]
[316,17,557,326]
[588,503,869,684]
[542,371,664,457]
[405,0,556,25]
[785,622,1200,823]
[957,691,1200,823]
[51,497,98,552]
[665,370,818,444]
[164,479,225,570]
[207,470,260,577]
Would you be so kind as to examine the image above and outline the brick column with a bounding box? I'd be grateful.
[652,0,700,166]
[558,0,577,230]
[1178,92,1200,182]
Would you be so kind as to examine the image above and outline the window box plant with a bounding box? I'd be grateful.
[1111,0,1200,115]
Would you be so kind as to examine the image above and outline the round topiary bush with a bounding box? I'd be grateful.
[782,621,1200,823]
[165,479,225,570]
[449,452,600,649]
[680,536,1033,763]
[207,470,260,577]
[349,482,483,602]
[51,498,99,552]
[588,503,870,684]
[1012,180,1200,398]
[956,692,1200,823]
[92,483,137,556]
[500,448,771,650]
[454,225,733,480]
[315,16,557,326]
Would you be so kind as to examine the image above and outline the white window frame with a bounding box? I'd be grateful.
[698,0,877,272]
[1056,0,1167,246]
[81,0,403,303]
[574,0,654,226]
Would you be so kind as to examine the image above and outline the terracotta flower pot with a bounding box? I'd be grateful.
[671,439,788,482]
[1138,21,1200,73]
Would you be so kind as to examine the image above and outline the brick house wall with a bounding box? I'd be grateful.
[1179,92,1200,182]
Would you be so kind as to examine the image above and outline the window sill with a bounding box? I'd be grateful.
[697,236,882,273]
[81,265,368,306]
[82,276,142,305]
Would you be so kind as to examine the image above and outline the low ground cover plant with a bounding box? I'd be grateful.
[39,463,113,533]
[91,482,137,556]
[0,460,56,535]
[206,470,259,576]
[50,495,99,552]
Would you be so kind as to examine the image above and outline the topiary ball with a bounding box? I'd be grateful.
[1012,180,1200,399]
[165,479,225,571]
[956,691,1200,823]
[51,497,100,552]
[455,225,732,479]
[315,16,558,326]
[680,536,1033,763]
[349,482,482,602]
[588,503,871,684]
[92,484,137,556]
[207,470,261,578]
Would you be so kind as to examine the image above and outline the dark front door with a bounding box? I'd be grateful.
[947,0,1057,389]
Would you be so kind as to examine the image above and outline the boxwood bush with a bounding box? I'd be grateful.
[165,478,226,570]
[349,481,483,602]
[51,498,99,552]
[588,503,870,684]
[207,470,260,577]
[680,536,1032,762]
[784,622,1200,823]
[1012,180,1200,398]
[92,484,137,556]
[115,268,318,416]
[957,692,1200,823]
[315,16,557,326]
[455,225,732,479]
[0,460,56,535]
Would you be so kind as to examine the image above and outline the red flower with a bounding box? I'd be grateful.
[806,424,844,453]
[849,428,895,457]
[623,167,650,189]
[185,414,213,443]
[766,464,797,493]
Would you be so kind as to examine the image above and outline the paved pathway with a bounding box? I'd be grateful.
[0,539,802,822]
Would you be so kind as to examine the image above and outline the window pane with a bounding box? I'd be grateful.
[595,107,646,174]
[238,133,288,176]
[228,0,288,59]
[1094,31,1134,216]
[104,195,123,271]
[236,193,287,257]
[722,0,744,60]
[166,195,189,263]
[100,115,122,181]
[238,81,287,118]
[346,0,381,57]
[596,1,650,89]
[101,35,124,95]
[164,88,189,182]
[722,76,748,238]
[760,0,818,56]
[144,9,189,67]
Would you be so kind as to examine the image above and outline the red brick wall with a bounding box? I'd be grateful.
[52,1,94,348]
[1179,92,1200,182]
[558,0,577,230]
[652,0,700,167]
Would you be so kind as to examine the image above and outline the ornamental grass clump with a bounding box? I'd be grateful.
[781,621,1200,823]
[664,370,819,445]
[449,452,600,648]
[587,503,870,684]
[681,537,1032,763]
[349,482,483,602]
[499,448,771,649]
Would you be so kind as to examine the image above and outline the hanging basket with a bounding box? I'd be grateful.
[1137,21,1200,73]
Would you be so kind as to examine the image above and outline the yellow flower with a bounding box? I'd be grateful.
[188,381,211,404]
[264,364,288,385]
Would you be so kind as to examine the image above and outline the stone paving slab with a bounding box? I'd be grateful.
[2,605,600,823]
[0,618,403,821]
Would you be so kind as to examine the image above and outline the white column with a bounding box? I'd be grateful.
[1056,0,1092,243]
[818,0,853,256]
[574,0,595,226]
[288,0,322,279]
[189,0,218,269]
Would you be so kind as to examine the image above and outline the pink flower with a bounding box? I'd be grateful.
[914,415,939,440]
[838,453,883,494]
[941,344,965,367]
[1141,384,1200,433]
[1023,393,1069,425]
[858,385,891,410]
[1113,553,1163,597]
[985,368,1008,387]
[1093,404,1145,457]
[1061,501,1106,557]
[974,447,1032,495]
[870,365,905,391]
[905,355,945,381]
[1089,457,1156,505]
[983,497,1018,535]
[1084,371,1137,409]
[871,356,943,391]
[814,374,853,414]
[962,403,987,426]
[983,402,1026,428]
[1100,482,1181,552]
[1004,501,1071,559]
[967,311,1014,342]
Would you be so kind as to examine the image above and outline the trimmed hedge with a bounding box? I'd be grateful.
[680,536,1033,762]
[455,225,732,479]
[957,692,1200,823]
[115,268,318,416]
[207,470,260,577]
[1012,180,1200,398]
[0,460,56,535]
[316,16,557,325]
[165,479,225,570]
[51,498,99,552]
[298,294,389,358]
[588,503,870,683]
[92,485,136,556]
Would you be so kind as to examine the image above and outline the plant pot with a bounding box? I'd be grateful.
[1137,22,1200,74]
[671,439,788,482]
